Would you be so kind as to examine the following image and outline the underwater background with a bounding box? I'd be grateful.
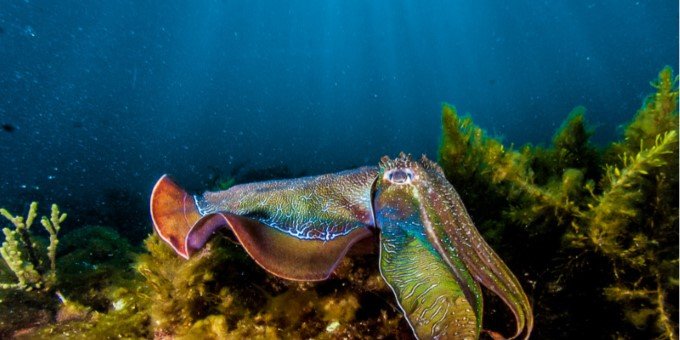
[0,1,678,339]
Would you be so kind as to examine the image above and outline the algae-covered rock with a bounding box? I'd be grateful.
[0,289,54,338]
[57,225,138,310]
[25,285,150,339]
[6,225,151,339]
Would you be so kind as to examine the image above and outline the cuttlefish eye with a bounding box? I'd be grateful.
[385,169,414,184]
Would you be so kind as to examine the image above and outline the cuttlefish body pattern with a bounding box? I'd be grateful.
[150,154,533,339]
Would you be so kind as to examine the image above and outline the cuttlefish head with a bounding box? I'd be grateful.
[372,153,533,340]
[373,154,426,221]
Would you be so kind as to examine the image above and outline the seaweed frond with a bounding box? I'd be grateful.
[0,202,65,292]
[577,130,677,257]
[438,104,582,229]
[437,67,678,339]
[622,66,678,150]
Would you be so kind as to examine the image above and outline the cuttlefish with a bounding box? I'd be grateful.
[150,153,533,339]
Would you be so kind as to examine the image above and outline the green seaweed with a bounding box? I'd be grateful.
[3,224,149,338]
[0,202,65,292]
[438,67,678,339]
[135,232,405,338]
[25,284,151,339]
[569,67,678,339]
[57,226,138,308]
[136,233,256,336]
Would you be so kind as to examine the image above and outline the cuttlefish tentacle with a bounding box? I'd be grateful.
[151,167,378,280]
[418,155,533,339]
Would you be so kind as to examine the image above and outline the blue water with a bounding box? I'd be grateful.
[0,1,677,235]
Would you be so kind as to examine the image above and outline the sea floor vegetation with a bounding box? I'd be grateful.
[439,67,678,339]
[0,68,676,339]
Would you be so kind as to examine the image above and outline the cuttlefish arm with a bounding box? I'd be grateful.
[150,167,378,281]
[373,154,533,339]
[417,156,533,339]
[373,157,482,339]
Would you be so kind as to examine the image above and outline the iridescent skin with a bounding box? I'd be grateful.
[150,154,533,339]
[196,167,377,241]
[373,154,533,339]
[186,167,377,281]
[374,157,482,339]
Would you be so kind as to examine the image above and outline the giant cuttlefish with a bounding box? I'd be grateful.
[150,153,533,339]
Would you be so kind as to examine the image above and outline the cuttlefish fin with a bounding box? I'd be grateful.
[150,175,202,259]
[186,212,373,281]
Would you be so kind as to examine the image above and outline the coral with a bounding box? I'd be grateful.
[0,202,65,292]
[437,67,678,339]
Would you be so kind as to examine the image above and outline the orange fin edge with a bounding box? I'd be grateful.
[150,175,202,259]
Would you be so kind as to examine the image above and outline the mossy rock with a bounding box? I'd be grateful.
[56,226,138,310]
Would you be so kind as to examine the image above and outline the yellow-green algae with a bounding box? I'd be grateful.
[0,203,68,336]
[2,222,145,338]
[438,67,678,339]
[136,233,405,339]
[0,202,65,292]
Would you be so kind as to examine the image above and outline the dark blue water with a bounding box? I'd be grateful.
[0,1,677,235]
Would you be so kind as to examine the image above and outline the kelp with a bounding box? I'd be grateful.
[438,67,678,339]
